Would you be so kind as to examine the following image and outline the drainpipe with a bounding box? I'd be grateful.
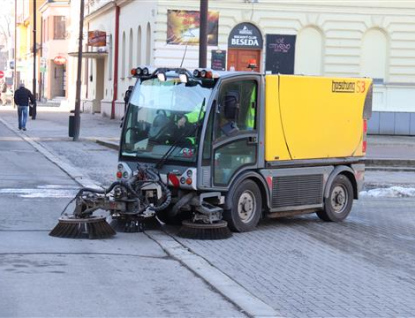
[111,5,120,120]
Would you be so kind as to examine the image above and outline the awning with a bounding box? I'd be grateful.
[68,51,108,59]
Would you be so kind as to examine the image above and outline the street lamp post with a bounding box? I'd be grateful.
[73,0,85,141]
[199,0,208,68]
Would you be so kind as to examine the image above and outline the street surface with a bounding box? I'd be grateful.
[0,120,245,317]
[1,107,415,317]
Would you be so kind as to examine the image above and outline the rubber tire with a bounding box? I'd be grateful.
[317,174,353,222]
[223,179,262,232]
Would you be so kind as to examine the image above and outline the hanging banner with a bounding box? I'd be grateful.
[228,23,263,49]
[265,34,296,74]
[167,10,219,45]
[88,30,107,47]
[211,50,226,70]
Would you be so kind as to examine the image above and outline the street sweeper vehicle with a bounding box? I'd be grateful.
[50,66,372,239]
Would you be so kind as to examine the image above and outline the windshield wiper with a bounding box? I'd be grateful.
[155,98,206,169]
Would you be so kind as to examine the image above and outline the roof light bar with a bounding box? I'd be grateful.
[192,68,218,79]
[131,66,155,78]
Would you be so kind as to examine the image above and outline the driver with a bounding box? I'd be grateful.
[177,109,202,128]
[176,105,205,146]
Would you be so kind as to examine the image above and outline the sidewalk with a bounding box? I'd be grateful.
[1,105,415,188]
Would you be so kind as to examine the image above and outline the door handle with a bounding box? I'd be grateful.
[248,136,257,144]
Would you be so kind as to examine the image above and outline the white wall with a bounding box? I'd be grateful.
[73,0,415,119]
[153,0,415,113]
[118,0,157,103]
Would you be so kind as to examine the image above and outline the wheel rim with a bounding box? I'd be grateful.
[330,185,349,214]
[237,190,256,223]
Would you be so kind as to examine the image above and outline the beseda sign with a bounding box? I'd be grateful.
[53,56,67,65]
[228,23,263,49]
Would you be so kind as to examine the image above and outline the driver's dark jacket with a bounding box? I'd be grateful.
[14,87,35,107]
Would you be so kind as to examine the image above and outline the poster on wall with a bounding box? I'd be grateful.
[211,50,226,70]
[167,10,219,45]
[88,30,106,47]
[265,34,296,74]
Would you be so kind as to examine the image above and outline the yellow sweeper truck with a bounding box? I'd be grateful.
[50,67,372,239]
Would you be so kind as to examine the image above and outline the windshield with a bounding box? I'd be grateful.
[121,76,212,163]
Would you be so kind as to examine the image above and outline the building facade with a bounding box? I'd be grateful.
[15,0,42,94]
[39,0,70,101]
[72,0,415,134]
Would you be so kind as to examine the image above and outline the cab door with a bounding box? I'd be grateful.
[210,78,259,187]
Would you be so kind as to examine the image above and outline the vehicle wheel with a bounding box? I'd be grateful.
[317,174,353,222]
[224,180,262,232]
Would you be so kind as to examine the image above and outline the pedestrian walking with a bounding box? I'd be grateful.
[13,83,35,131]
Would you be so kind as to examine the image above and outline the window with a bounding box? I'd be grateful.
[129,28,133,72]
[295,26,324,75]
[361,28,388,81]
[108,34,112,80]
[146,23,151,65]
[122,31,126,78]
[215,80,257,140]
[137,26,142,65]
[53,16,66,40]
[214,140,256,185]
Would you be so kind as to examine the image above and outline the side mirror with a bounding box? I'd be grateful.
[124,86,133,105]
[224,91,239,120]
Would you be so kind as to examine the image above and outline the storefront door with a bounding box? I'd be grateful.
[227,49,261,71]
[227,22,263,72]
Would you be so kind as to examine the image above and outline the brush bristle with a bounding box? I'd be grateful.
[177,220,232,240]
[49,216,116,239]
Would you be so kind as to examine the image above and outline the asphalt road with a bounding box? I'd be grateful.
[0,122,246,318]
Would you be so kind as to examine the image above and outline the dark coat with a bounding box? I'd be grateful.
[14,87,35,106]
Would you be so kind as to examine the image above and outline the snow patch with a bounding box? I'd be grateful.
[0,188,78,198]
[360,186,415,198]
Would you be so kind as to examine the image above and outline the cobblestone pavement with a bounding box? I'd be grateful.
[169,198,415,317]
[2,108,415,317]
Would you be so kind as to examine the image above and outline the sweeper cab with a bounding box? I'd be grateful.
[50,66,372,239]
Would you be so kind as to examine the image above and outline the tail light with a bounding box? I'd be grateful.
[362,119,368,153]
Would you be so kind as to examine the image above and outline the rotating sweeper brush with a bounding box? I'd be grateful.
[49,165,171,239]
[49,163,232,240]
[174,194,232,240]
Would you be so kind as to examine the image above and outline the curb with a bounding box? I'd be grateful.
[366,158,415,168]
[147,231,281,318]
[95,139,120,151]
